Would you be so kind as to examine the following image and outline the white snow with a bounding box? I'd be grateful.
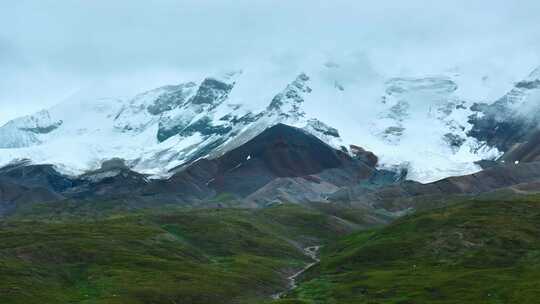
[0,60,525,183]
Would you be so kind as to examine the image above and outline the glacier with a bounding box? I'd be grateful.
[0,62,521,183]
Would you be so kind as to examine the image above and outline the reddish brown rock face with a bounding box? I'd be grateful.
[350,145,378,168]
[166,123,378,198]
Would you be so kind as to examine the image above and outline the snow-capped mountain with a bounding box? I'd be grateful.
[2,64,531,183]
[469,67,540,152]
[0,70,341,178]
[369,76,500,182]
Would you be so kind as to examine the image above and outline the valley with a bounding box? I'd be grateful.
[2,191,540,303]
[0,204,377,304]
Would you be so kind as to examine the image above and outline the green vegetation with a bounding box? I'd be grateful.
[0,204,363,304]
[3,193,540,303]
[285,195,540,304]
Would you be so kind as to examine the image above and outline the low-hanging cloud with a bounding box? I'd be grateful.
[1,0,540,124]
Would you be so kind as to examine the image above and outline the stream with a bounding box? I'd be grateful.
[271,245,321,300]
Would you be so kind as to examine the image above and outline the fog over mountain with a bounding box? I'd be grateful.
[1,0,540,124]
[1,1,540,183]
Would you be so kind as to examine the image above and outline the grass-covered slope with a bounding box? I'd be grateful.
[0,204,368,304]
[286,195,540,304]
[5,192,540,304]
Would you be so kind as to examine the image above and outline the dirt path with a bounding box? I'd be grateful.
[271,245,321,299]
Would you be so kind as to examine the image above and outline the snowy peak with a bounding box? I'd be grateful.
[267,73,311,119]
[468,66,540,152]
[110,74,239,147]
[129,72,339,176]
[146,82,198,115]
[0,95,123,152]
[155,77,236,143]
[0,110,63,148]
[13,110,63,134]
[515,66,540,90]
[113,82,198,134]
[375,76,464,145]
[189,77,234,106]
[3,66,539,183]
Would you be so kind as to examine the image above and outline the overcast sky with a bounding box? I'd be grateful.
[1,0,540,124]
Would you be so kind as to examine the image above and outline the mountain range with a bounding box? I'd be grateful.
[6,65,538,183]
[2,66,540,217]
[2,66,540,304]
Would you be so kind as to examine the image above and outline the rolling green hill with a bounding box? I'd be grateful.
[3,194,540,303]
[284,195,540,304]
[0,204,374,304]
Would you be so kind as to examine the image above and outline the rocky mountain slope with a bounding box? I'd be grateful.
[0,124,387,215]
[331,161,540,213]
[469,67,540,164]
[4,122,540,220]
[469,67,540,151]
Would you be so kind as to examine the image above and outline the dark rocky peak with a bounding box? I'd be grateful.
[217,123,346,178]
[188,78,234,106]
[165,123,377,199]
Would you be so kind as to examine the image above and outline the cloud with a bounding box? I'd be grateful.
[1,0,540,124]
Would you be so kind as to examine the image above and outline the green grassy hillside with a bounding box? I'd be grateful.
[285,195,540,304]
[4,194,540,303]
[0,204,368,304]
